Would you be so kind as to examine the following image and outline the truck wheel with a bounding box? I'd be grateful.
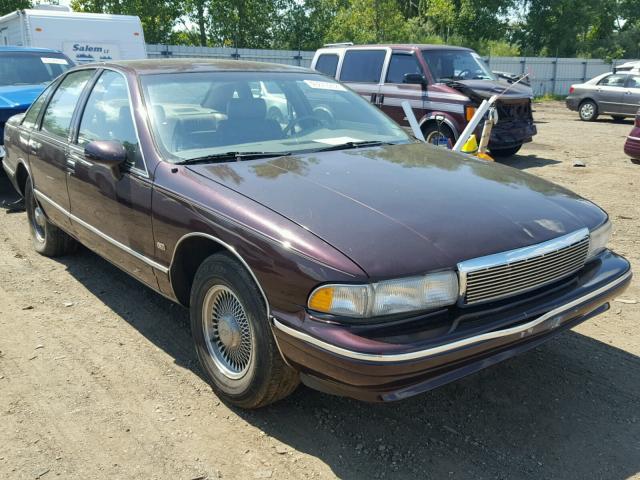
[25,178,77,257]
[489,145,522,158]
[422,123,455,147]
[579,100,598,121]
[190,253,299,409]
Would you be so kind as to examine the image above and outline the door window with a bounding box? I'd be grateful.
[78,70,144,172]
[386,53,423,84]
[41,69,94,138]
[315,54,339,77]
[339,50,386,83]
[626,75,640,89]
[22,83,55,129]
[598,74,627,87]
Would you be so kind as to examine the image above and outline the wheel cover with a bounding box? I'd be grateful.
[425,129,449,145]
[202,285,253,380]
[581,103,594,118]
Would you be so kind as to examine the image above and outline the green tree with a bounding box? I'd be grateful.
[71,0,182,44]
[325,0,407,44]
[0,0,31,16]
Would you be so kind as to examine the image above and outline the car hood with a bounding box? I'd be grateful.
[0,84,45,109]
[449,79,533,102]
[187,143,606,279]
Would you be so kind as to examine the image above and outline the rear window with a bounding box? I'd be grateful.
[339,50,386,83]
[315,54,339,77]
[0,52,71,87]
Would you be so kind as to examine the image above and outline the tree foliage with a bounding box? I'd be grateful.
[68,0,640,59]
[1,0,31,16]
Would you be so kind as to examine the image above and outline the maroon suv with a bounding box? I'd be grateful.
[312,44,536,157]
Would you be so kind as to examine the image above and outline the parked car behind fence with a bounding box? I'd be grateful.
[566,71,640,121]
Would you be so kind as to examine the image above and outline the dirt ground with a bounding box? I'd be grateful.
[1,101,639,480]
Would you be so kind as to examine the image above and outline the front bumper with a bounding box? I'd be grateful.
[272,250,631,402]
[487,119,537,149]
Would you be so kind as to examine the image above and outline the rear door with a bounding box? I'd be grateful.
[337,48,389,108]
[28,68,95,230]
[621,74,640,115]
[379,50,427,124]
[66,68,157,287]
[594,73,628,114]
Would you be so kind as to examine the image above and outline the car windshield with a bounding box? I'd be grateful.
[140,71,410,162]
[422,50,495,82]
[0,52,71,87]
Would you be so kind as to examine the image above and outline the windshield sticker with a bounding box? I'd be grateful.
[314,136,363,145]
[304,80,347,91]
[41,57,69,65]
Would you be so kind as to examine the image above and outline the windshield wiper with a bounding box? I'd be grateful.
[176,151,292,165]
[312,140,394,153]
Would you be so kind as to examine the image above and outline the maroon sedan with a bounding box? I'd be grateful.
[1,60,632,408]
[624,109,640,160]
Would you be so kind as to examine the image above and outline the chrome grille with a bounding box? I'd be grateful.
[458,229,590,305]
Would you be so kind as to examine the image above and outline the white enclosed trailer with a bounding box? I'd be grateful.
[0,7,146,64]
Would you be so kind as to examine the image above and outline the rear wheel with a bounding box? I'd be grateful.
[579,100,598,121]
[489,144,522,158]
[25,178,77,257]
[190,253,299,408]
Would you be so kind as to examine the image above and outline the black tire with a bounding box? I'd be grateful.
[489,144,522,158]
[25,178,77,257]
[579,100,598,121]
[611,115,626,122]
[422,122,455,147]
[190,253,299,408]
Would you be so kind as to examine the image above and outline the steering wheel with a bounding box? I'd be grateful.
[284,115,324,135]
[312,106,336,129]
[457,69,472,80]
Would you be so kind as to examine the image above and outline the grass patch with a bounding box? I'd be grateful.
[534,93,566,102]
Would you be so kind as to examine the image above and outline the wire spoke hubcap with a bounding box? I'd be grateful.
[203,285,253,379]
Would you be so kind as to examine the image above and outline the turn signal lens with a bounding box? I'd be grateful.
[308,284,369,317]
[587,220,612,259]
[465,105,477,121]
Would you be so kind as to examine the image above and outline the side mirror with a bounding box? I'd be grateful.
[403,73,428,85]
[84,140,127,181]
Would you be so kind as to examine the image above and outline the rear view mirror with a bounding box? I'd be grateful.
[84,140,127,181]
[403,73,427,85]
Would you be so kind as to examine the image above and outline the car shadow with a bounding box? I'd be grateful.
[498,153,562,170]
[47,245,640,480]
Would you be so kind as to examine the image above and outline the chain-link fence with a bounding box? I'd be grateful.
[147,44,638,96]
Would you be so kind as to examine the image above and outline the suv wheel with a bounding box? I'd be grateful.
[190,253,299,408]
[422,123,455,147]
[579,100,598,121]
[25,178,77,256]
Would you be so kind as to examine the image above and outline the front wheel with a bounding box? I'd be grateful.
[422,123,455,147]
[489,144,522,158]
[190,253,299,408]
[25,179,77,256]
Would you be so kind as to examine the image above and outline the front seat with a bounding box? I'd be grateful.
[217,98,283,146]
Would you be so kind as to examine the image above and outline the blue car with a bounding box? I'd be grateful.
[0,47,73,159]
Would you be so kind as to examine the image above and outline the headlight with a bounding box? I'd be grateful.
[587,220,612,259]
[308,271,458,319]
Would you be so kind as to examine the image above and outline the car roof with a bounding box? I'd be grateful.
[0,46,64,54]
[319,44,473,52]
[91,58,314,75]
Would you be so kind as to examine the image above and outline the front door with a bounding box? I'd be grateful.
[379,50,427,124]
[28,69,95,230]
[66,69,158,288]
[337,48,388,109]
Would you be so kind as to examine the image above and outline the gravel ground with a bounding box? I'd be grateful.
[0,101,639,480]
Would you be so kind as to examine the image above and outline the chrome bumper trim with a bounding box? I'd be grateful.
[273,269,631,363]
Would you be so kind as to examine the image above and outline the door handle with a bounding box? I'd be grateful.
[625,90,632,95]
